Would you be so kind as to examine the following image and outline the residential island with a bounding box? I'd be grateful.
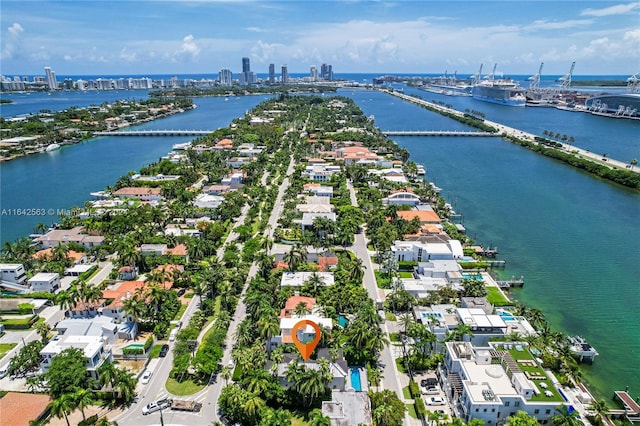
[2,93,635,426]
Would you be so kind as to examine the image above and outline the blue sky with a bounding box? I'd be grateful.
[1,1,638,76]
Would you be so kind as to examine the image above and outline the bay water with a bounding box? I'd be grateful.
[1,86,638,400]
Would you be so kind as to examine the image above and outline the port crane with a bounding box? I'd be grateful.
[472,64,483,84]
[489,63,498,81]
[527,62,544,90]
[557,61,575,89]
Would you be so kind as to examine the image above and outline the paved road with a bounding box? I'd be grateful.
[346,179,423,426]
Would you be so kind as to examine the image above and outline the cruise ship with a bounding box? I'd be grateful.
[472,64,526,107]
[472,79,526,106]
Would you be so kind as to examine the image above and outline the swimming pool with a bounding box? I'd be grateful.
[350,368,362,392]
[497,309,517,322]
[462,273,483,280]
[421,312,443,320]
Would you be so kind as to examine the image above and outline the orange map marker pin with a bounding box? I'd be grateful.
[291,319,322,361]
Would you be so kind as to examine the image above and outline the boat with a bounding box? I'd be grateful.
[472,64,526,107]
[172,142,192,150]
[45,143,60,152]
[567,335,599,363]
[416,164,426,175]
[472,79,526,106]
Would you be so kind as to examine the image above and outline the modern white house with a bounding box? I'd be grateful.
[391,239,464,262]
[280,272,335,288]
[299,212,337,232]
[40,333,113,379]
[0,263,27,284]
[440,341,565,425]
[382,190,421,206]
[268,349,348,391]
[27,272,60,293]
[304,184,334,198]
[112,187,164,202]
[193,194,224,210]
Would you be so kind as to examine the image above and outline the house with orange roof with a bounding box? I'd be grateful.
[213,138,234,150]
[273,260,289,272]
[164,244,189,261]
[317,256,339,272]
[280,295,316,318]
[0,392,51,426]
[396,210,442,224]
[33,247,87,264]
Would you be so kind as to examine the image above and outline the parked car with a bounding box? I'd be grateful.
[140,370,152,385]
[0,367,7,379]
[177,288,186,296]
[426,396,445,405]
[142,398,172,415]
[421,385,439,395]
[159,344,169,358]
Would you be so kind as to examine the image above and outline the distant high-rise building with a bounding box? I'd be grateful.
[320,63,333,81]
[219,69,233,86]
[269,64,275,84]
[44,66,57,90]
[281,65,289,84]
[310,66,318,82]
[240,57,256,85]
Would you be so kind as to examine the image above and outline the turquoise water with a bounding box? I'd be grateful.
[340,89,640,400]
[462,273,483,280]
[350,368,363,392]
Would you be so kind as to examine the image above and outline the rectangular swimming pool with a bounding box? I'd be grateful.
[350,368,362,392]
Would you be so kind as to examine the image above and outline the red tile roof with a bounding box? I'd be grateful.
[280,295,316,317]
[396,210,441,223]
[318,256,338,272]
[113,187,161,196]
[0,392,51,426]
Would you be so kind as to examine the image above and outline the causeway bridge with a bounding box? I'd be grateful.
[382,130,499,137]
[93,130,214,136]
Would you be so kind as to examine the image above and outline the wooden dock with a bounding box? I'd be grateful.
[497,276,524,288]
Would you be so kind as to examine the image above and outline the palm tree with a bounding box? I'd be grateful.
[308,408,331,426]
[303,272,325,297]
[50,393,74,426]
[98,362,119,400]
[298,368,326,407]
[122,294,146,330]
[293,301,311,317]
[36,321,51,345]
[588,399,610,425]
[257,313,280,356]
[55,288,78,314]
[220,366,232,385]
[243,395,266,419]
[551,405,581,426]
[73,387,93,421]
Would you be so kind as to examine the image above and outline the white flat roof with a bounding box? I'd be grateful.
[280,272,334,287]
[28,272,59,282]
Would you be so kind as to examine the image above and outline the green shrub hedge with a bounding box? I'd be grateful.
[409,380,421,398]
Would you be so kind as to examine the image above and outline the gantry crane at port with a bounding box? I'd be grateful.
[527,62,544,90]
[472,64,483,84]
[557,61,576,89]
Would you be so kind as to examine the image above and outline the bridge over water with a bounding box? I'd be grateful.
[93,130,214,136]
[382,130,499,137]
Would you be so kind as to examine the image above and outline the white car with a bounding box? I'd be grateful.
[142,398,172,415]
[140,370,152,385]
[426,396,446,406]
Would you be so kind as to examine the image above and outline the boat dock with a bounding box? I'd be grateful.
[611,391,640,423]
[497,276,524,288]
[383,130,498,137]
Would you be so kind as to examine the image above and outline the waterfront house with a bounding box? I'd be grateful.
[34,248,87,264]
[36,226,104,249]
[382,190,421,206]
[396,209,442,225]
[391,239,464,262]
[213,138,234,150]
[113,187,163,202]
[440,341,564,424]
[27,272,60,293]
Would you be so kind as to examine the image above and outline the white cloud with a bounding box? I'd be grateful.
[172,34,200,62]
[119,48,137,62]
[525,19,593,31]
[244,26,267,33]
[250,40,284,63]
[1,22,24,60]
[581,3,639,17]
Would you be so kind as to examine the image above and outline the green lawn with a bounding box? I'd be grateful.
[399,272,413,278]
[402,385,412,399]
[165,378,206,396]
[486,286,511,306]
[407,403,418,419]
[389,332,401,342]
[374,271,392,289]
[173,302,188,320]
[385,312,397,321]
[290,417,309,426]
[148,344,162,359]
[0,343,17,359]
[395,357,406,373]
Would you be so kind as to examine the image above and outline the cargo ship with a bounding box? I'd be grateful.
[472,64,526,107]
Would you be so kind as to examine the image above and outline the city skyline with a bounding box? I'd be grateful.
[1,1,638,76]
